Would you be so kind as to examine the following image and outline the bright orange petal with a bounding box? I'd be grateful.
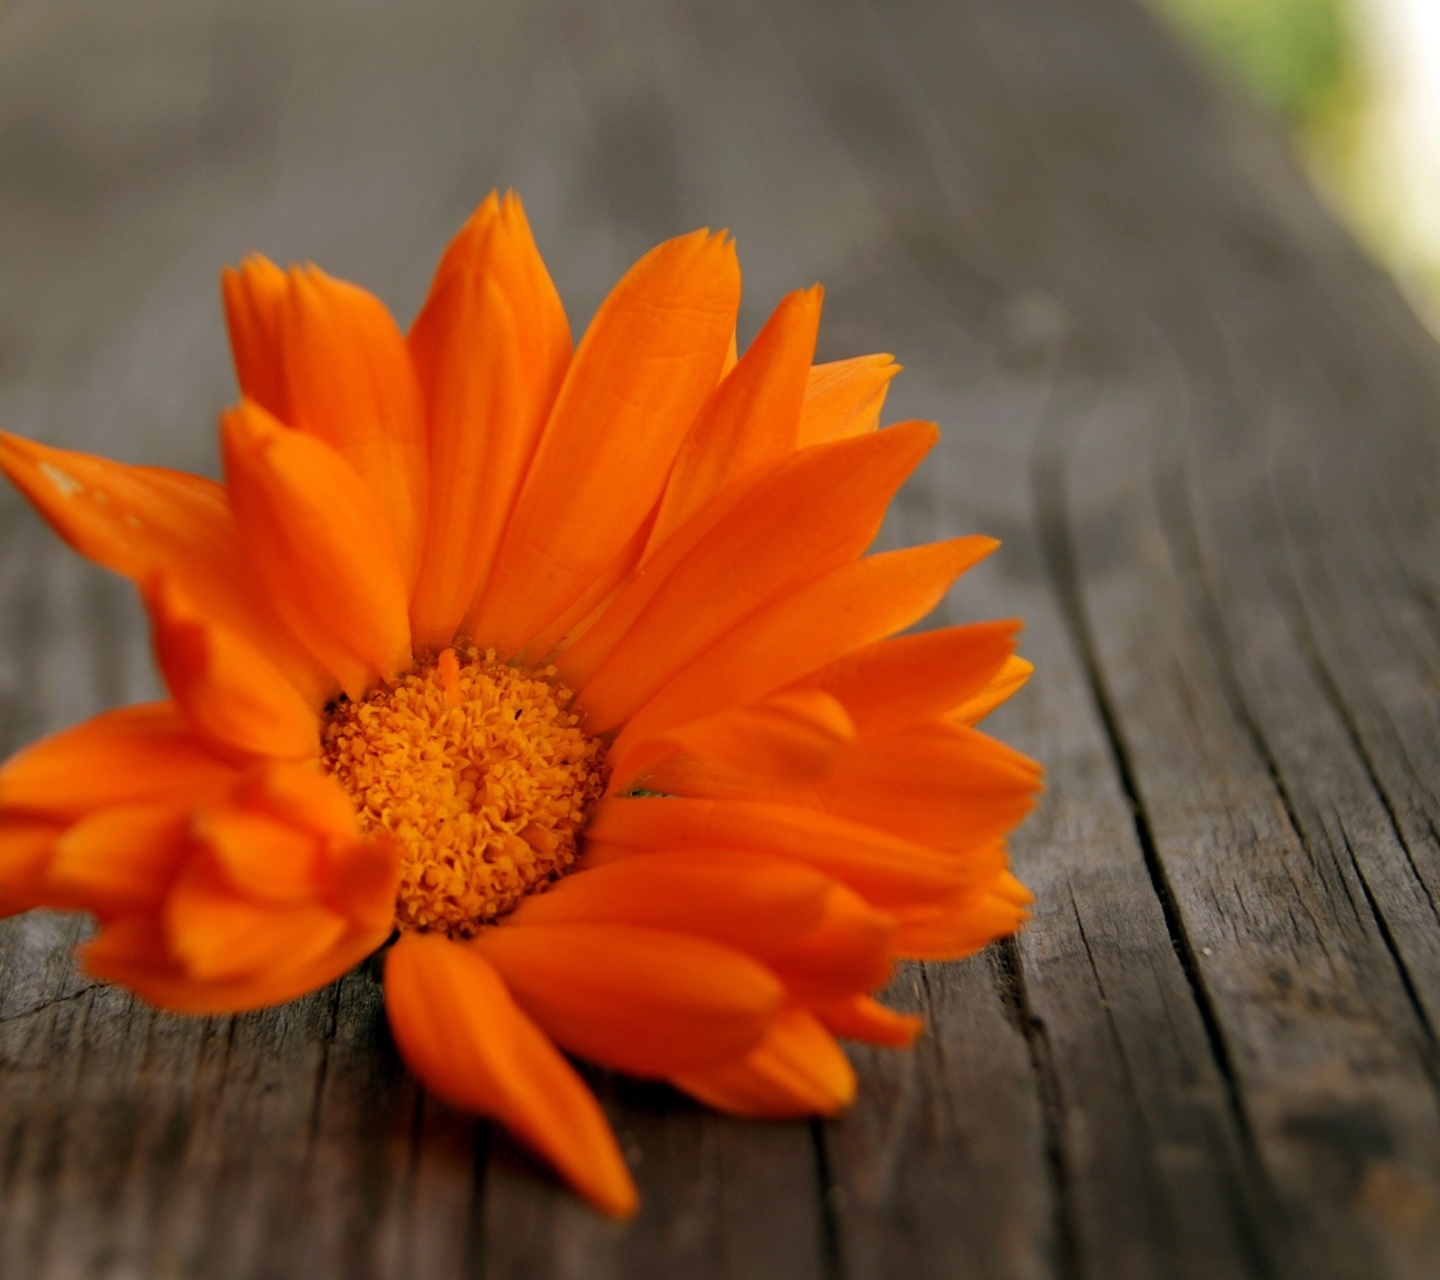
[585,796,969,907]
[811,722,1040,854]
[796,355,900,446]
[471,230,740,656]
[0,816,65,916]
[46,803,191,918]
[793,620,1019,737]
[948,655,1035,726]
[193,764,396,931]
[222,254,289,420]
[612,535,998,752]
[384,934,637,1217]
[147,576,319,760]
[408,193,571,649]
[0,703,237,821]
[612,690,855,796]
[645,286,822,552]
[222,400,412,698]
[815,995,923,1047]
[671,1008,856,1118]
[573,423,940,729]
[235,263,429,583]
[516,849,892,1004]
[0,432,330,704]
[164,852,350,983]
[760,882,895,1004]
[509,849,832,949]
[475,921,782,1075]
[82,915,382,1015]
[892,880,1032,960]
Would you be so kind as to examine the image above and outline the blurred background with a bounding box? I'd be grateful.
[1153,0,1440,327]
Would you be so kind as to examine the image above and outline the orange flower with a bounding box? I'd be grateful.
[0,193,1040,1216]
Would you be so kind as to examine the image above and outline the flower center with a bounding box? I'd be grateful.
[321,646,608,938]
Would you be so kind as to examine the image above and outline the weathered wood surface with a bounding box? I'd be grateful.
[2,0,1439,1275]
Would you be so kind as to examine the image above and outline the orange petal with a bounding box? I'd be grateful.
[384,934,637,1217]
[671,1008,856,1118]
[195,801,327,906]
[509,849,831,949]
[220,254,288,420]
[82,915,382,1015]
[230,757,359,837]
[949,655,1035,726]
[574,423,940,729]
[810,722,1040,854]
[324,833,403,934]
[475,921,782,1075]
[147,575,319,760]
[226,261,429,583]
[0,816,65,916]
[760,882,895,1004]
[613,535,998,752]
[0,703,237,821]
[796,355,900,446]
[222,400,412,698]
[585,796,968,907]
[46,803,191,918]
[0,432,329,704]
[645,286,822,553]
[222,254,289,419]
[892,881,1032,959]
[612,690,855,796]
[815,994,923,1047]
[194,764,394,927]
[654,723,1039,860]
[518,849,892,1004]
[471,230,740,656]
[408,194,571,650]
[794,620,1019,737]
[164,853,350,983]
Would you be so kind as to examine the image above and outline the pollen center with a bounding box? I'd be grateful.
[321,646,608,938]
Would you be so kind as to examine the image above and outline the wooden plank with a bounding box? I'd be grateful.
[2,0,1440,1275]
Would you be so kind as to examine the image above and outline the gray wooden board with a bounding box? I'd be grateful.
[1,0,1439,1275]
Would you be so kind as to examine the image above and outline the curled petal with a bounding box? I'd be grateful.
[0,816,66,916]
[164,856,350,983]
[225,258,428,582]
[47,803,191,918]
[222,401,412,697]
[147,576,319,760]
[82,915,382,1015]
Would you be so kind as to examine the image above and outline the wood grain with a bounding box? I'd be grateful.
[3,0,1440,1274]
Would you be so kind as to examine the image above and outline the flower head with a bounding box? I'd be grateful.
[0,193,1039,1216]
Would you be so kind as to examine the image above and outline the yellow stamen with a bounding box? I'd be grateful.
[321,646,608,937]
